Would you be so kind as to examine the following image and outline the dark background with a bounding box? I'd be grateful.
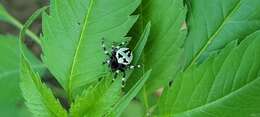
[0,0,48,57]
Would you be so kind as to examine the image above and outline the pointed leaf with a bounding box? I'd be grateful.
[108,69,152,117]
[42,0,141,100]
[134,0,187,93]
[158,31,260,117]
[20,50,67,117]
[20,57,67,117]
[70,78,121,117]
[126,21,151,87]
[19,6,67,117]
[183,0,260,70]
[132,21,151,64]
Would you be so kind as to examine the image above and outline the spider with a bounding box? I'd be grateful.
[101,38,140,87]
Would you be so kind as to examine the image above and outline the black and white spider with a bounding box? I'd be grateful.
[101,38,140,87]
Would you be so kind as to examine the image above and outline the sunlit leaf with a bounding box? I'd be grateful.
[109,69,152,117]
[131,0,187,93]
[19,7,67,117]
[183,0,260,70]
[20,44,67,117]
[42,0,141,100]
[70,78,121,117]
[158,31,260,117]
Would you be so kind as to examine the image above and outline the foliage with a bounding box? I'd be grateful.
[108,70,152,117]
[158,31,260,117]
[0,35,43,117]
[157,0,260,116]
[20,51,67,117]
[0,0,260,116]
[42,0,142,101]
[183,0,260,70]
[129,0,187,94]
[69,78,121,117]
[17,0,152,116]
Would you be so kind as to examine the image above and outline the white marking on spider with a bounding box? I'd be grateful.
[116,48,133,65]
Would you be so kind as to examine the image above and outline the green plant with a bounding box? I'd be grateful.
[0,0,260,117]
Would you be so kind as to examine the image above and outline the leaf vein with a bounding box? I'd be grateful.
[184,0,241,70]
[67,0,94,101]
[176,75,260,116]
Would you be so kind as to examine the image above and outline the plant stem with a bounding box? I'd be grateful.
[9,15,42,46]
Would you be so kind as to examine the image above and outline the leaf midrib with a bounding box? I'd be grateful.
[175,39,257,115]
[184,0,241,71]
[67,0,94,102]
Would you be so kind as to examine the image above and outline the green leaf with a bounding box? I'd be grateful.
[19,6,67,117]
[70,78,121,117]
[126,21,151,86]
[108,69,152,117]
[132,21,151,65]
[183,0,260,70]
[0,35,43,117]
[20,48,67,117]
[157,31,260,117]
[42,0,141,100]
[133,0,187,93]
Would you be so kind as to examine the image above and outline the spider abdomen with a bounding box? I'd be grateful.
[115,48,133,65]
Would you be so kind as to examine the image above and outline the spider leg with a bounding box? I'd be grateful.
[112,70,120,82]
[129,64,141,69]
[119,41,127,46]
[101,38,110,56]
[102,60,110,65]
[112,41,116,50]
[122,71,126,77]
[121,71,126,88]
[116,40,129,49]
